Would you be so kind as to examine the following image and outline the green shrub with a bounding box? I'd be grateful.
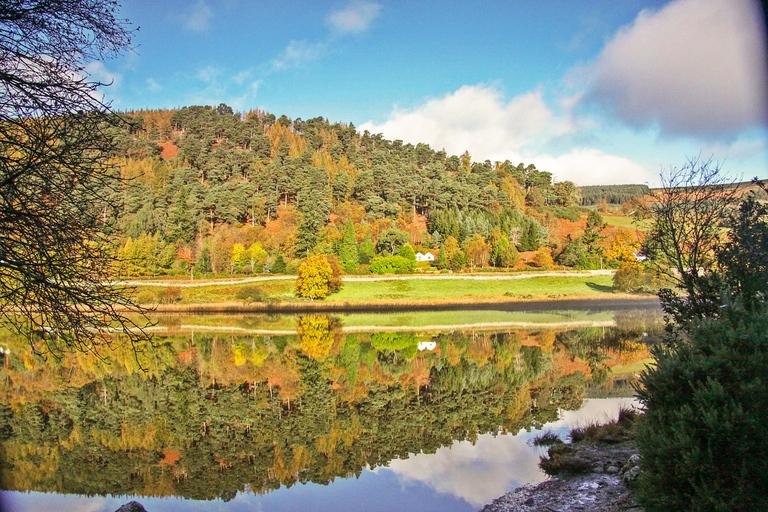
[635,308,768,512]
[235,285,266,303]
[369,255,415,274]
[158,286,181,304]
[613,261,643,292]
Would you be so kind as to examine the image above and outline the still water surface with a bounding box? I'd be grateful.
[0,308,658,512]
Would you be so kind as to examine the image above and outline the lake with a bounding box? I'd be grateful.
[0,307,660,512]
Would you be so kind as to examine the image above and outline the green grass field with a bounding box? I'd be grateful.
[330,274,616,303]
[602,215,650,230]
[130,272,620,306]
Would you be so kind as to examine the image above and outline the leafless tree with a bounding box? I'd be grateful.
[0,1,151,358]
[642,156,742,322]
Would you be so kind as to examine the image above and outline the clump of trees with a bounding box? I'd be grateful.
[635,160,768,512]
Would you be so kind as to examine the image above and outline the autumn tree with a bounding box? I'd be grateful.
[0,0,151,356]
[533,247,555,268]
[297,315,334,360]
[464,234,489,269]
[295,254,342,300]
[231,243,248,272]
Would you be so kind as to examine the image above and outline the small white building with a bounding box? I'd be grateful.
[415,251,435,262]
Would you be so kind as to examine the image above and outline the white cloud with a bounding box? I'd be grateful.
[703,136,768,161]
[360,84,653,185]
[146,78,161,92]
[360,84,572,161]
[327,1,382,35]
[585,0,768,139]
[531,149,654,186]
[196,65,219,83]
[85,61,119,87]
[270,40,327,72]
[183,0,214,32]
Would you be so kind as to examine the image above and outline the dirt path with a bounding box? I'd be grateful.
[116,270,616,288]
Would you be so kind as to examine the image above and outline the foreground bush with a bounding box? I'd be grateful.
[635,307,768,512]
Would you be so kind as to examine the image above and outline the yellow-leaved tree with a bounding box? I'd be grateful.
[295,254,340,299]
[297,315,334,360]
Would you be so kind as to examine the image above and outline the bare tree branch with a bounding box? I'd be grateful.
[0,0,153,359]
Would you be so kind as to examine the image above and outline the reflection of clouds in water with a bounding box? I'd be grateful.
[1,492,119,512]
[0,492,244,512]
[382,431,546,506]
[381,398,638,507]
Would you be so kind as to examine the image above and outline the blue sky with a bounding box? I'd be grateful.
[93,0,768,186]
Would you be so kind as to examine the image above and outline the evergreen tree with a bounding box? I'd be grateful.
[358,233,375,264]
[582,210,607,255]
[437,247,449,269]
[272,254,287,274]
[339,221,359,272]
[518,222,539,251]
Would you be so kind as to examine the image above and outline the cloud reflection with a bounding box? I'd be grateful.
[380,398,637,507]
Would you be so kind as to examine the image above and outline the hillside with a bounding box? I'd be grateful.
[105,105,646,278]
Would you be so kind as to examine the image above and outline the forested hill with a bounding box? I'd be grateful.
[105,104,639,276]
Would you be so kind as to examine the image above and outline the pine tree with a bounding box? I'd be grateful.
[437,247,449,269]
[339,221,359,272]
[358,233,375,264]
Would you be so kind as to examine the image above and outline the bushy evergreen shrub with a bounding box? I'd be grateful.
[636,307,768,512]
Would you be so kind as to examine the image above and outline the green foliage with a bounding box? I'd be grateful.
[436,247,449,270]
[358,233,375,264]
[636,182,768,512]
[542,205,580,222]
[272,254,287,274]
[578,184,650,206]
[398,244,416,260]
[235,285,267,303]
[497,244,519,267]
[613,261,644,292]
[518,220,542,252]
[376,228,409,255]
[369,255,415,274]
[636,310,768,512]
[338,221,359,273]
[582,210,607,255]
[449,250,466,271]
[371,332,417,352]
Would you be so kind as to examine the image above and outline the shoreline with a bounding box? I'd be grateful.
[142,295,659,314]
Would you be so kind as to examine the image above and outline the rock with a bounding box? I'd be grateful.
[115,502,147,512]
[477,443,644,512]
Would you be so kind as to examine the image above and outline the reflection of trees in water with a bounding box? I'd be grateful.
[556,308,660,386]
[0,313,658,500]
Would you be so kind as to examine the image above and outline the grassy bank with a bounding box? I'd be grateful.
[131,272,626,307]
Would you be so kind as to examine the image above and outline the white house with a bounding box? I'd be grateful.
[415,251,435,262]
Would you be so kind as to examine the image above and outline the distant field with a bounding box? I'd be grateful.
[602,215,649,230]
[331,274,616,303]
[130,273,620,306]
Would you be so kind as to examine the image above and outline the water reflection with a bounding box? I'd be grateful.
[0,309,659,511]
